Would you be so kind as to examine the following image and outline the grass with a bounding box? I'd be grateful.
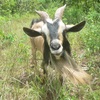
[0,14,100,100]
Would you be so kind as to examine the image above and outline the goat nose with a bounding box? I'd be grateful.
[50,42,61,50]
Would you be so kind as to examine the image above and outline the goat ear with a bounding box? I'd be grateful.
[65,21,86,32]
[23,27,42,37]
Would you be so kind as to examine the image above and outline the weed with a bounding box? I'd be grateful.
[0,13,100,100]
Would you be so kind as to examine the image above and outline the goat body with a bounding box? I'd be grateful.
[29,20,44,66]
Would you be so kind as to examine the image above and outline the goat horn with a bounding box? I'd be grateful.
[35,10,50,21]
[55,4,66,19]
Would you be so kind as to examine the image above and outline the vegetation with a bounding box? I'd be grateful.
[0,0,100,100]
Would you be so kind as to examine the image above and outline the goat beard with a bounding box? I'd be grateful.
[50,52,92,85]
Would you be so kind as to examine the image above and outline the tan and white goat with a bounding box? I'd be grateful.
[23,5,91,85]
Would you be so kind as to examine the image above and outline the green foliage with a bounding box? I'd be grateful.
[81,23,100,53]
[86,8,100,23]
[0,0,16,16]
[0,0,100,100]
[80,8,100,53]
[0,30,15,49]
[64,5,85,23]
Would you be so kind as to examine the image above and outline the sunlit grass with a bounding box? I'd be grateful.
[0,14,100,100]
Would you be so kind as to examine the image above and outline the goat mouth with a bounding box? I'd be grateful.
[53,51,63,59]
[54,51,62,55]
[50,46,63,56]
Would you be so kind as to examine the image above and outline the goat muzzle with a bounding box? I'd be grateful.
[50,39,63,56]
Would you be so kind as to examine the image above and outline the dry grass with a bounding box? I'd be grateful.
[0,14,100,100]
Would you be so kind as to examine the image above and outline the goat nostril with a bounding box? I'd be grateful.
[51,43,61,50]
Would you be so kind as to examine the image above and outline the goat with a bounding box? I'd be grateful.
[23,5,91,85]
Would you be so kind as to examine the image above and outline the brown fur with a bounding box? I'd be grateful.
[30,21,44,66]
[30,36,44,66]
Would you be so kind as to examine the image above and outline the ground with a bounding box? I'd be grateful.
[0,14,100,100]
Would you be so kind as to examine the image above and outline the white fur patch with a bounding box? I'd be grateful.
[41,23,49,35]
[46,18,60,24]
[41,23,50,45]
[66,24,74,30]
[46,18,53,23]
[58,20,66,31]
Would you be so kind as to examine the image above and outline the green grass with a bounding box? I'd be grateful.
[0,14,100,100]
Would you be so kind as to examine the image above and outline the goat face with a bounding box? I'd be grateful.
[41,19,65,57]
[23,4,86,58]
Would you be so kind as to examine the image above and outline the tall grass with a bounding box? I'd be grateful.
[0,14,100,100]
